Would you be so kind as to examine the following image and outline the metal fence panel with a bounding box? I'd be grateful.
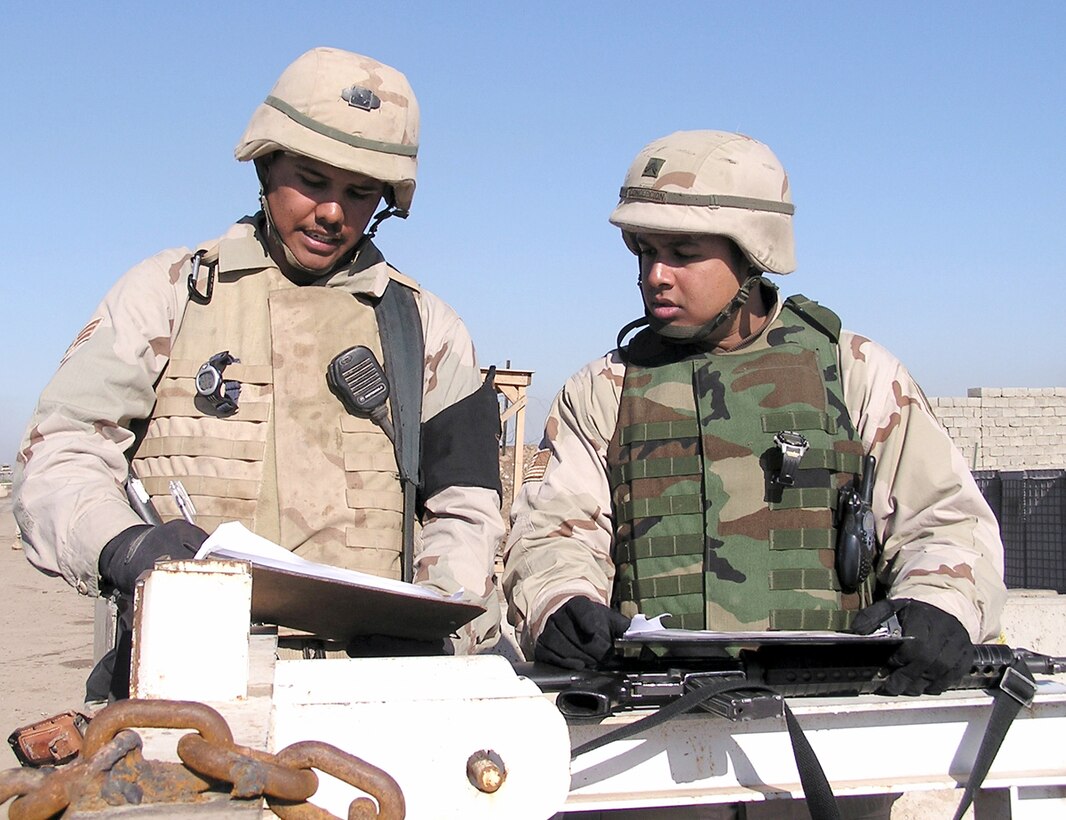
[974,470,1066,592]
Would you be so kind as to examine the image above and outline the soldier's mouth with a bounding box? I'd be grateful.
[301,230,343,252]
[649,303,682,321]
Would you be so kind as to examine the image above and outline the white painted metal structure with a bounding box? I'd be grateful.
[131,560,1066,818]
[567,690,1066,817]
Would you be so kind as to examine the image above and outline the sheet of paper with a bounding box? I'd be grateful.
[623,613,901,643]
[196,521,461,602]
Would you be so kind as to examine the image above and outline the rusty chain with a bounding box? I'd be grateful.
[6,729,153,819]
[267,741,405,820]
[1,699,406,819]
[177,734,318,801]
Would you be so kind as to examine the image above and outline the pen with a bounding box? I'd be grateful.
[169,480,197,525]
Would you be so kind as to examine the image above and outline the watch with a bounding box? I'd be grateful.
[196,351,241,416]
[772,430,809,486]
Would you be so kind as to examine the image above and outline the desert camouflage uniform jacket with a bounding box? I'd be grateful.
[503,297,1006,657]
[15,217,505,652]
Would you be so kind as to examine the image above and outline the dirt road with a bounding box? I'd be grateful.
[0,495,95,759]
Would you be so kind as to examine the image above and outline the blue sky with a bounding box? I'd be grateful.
[2,2,1064,463]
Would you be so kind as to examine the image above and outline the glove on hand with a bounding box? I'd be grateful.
[99,520,208,595]
[851,598,975,696]
[534,596,631,670]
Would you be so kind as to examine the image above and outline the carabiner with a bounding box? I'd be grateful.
[187,250,214,305]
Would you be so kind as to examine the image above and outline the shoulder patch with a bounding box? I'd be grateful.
[524,449,551,483]
[59,318,103,366]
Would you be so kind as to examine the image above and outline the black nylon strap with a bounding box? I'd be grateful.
[951,658,1036,820]
[374,280,424,583]
[782,703,840,820]
[569,680,840,820]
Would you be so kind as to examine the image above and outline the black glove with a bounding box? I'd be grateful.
[346,635,450,658]
[534,596,631,670]
[98,520,208,595]
[851,598,975,696]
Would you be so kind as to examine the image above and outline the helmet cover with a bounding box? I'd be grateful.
[235,47,419,212]
[610,130,795,274]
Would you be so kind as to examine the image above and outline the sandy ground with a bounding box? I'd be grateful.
[0,494,96,758]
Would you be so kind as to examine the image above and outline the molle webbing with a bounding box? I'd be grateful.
[132,249,413,578]
[609,296,868,632]
[133,259,278,536]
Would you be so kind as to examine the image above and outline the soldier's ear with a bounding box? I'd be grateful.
[253,155,276,191]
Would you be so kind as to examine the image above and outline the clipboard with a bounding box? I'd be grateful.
[196,522,484,642]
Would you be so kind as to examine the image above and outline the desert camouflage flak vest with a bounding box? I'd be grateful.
[608,294,871,631]
[132,238,417,579]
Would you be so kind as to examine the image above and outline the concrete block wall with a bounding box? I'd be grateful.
[928,387,1066,470]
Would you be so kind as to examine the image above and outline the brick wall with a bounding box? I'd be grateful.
[928,387,1066,470]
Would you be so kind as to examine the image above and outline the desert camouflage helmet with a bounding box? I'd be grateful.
[235,47,419,212]
[609,131,795,274]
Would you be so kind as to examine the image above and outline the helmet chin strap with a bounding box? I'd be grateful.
[363,201,408,240]
[255,156,406,280]
[640,271,766,344]
[260,191,321,278]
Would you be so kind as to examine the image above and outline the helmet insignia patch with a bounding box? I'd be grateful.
[341,86,382,111]
[641,157,665,178]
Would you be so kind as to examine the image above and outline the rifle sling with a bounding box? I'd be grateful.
[951,657,1037,820]
[569,657,1038,820]
[374,281,424,584]
[569,679,842,820]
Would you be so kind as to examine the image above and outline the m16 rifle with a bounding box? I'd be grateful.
[521,636,1066,820]
[520,638,1066,721]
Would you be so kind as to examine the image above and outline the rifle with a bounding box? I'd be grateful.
[518,639,1066,721]
[522,640,1066,820]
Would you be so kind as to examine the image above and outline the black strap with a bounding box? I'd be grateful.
[951,658,1037,820]
[570,680,840,820]
[374,280,424,584]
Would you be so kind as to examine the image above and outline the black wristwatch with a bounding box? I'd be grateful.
[773,430,809,486]
[196,351,241,415]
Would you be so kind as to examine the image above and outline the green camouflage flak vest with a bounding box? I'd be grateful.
[607,294,871,632]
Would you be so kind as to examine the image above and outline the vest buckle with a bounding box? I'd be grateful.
[772,430,809,486]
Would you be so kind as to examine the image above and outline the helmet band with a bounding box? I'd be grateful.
[619,187,794,215]
[264,96,418,157]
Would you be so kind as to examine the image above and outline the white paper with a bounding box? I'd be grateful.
[623,612,899,642]
[196,521,462,601]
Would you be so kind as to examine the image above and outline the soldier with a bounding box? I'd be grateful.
[15,47,505,701]
[505,129,1006,693]
[504,131,1007,818]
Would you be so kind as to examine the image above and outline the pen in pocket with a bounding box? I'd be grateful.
[169,480,197,525]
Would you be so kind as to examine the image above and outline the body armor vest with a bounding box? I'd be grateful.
[608,294,871,631]
[132,230,418,579]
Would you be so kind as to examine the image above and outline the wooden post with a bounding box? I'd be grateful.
[483,367,534,504]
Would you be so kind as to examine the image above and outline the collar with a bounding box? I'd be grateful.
[213,215,397,298]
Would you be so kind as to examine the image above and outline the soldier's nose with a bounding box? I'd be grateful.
[645,262,673,287]
[317,200,344,227]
